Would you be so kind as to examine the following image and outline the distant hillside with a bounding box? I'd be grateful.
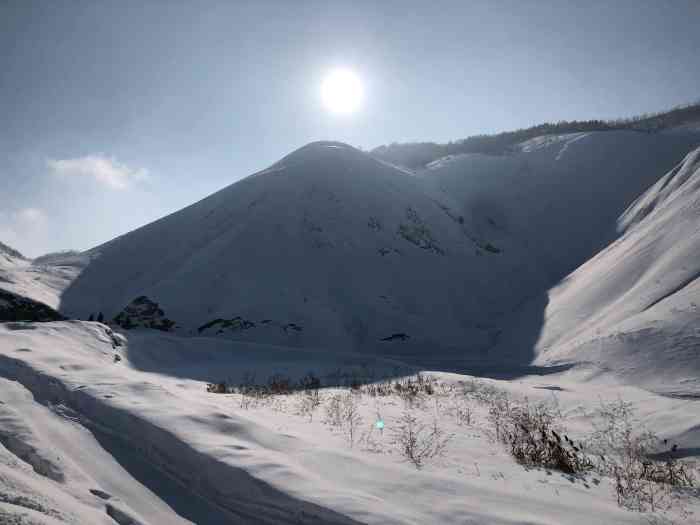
[32,250,83,266]
[0,241,25,260]
[372,101,700,168]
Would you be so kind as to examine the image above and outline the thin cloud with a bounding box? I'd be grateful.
[48,155,148,190]
[15,207,48,226]
[0,208,49,257]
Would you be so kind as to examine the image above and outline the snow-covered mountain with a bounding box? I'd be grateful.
[59,141,546,356]
[56,132,700,370]
[0,247,87,311]
[525,145,700,394]
[2,132,700,525]
[422,130,700,286]
[0,241,26,264]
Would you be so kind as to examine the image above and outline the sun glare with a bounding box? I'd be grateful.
[321,68,364,115]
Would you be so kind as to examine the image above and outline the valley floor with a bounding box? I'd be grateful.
[0,321,698,524]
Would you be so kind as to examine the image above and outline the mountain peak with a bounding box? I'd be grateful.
[273,141,362,166]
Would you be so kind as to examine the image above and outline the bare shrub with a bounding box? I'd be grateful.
[342,393,363,448]
[391,412,452,468]
[462,378,504,405]
[294,371,322,421]
[391,373,437,409]
[299,372,321,390]
[486,392,513,441]
[589,398,696,512]
[268,373,292,395]
[502,399,591,474]
[322,391,363,447]
[359,426,385,454]
[323,393,344,428]
[452,399,473,426]
[206,382,227,394]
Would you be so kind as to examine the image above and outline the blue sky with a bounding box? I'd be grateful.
[2,0,700,256]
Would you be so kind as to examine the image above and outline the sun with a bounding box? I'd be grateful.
[321,68,364,115]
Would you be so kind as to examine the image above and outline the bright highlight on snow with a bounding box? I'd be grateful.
[321,68,364,114]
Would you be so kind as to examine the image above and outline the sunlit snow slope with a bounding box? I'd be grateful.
[0,246,87,311]
[526,146,700,394]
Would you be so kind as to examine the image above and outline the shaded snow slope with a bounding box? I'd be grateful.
[2,322,696,524]
[0,375,192,525]
[502,147,700,394]
[423,130,700,287]
[58,142,546,357]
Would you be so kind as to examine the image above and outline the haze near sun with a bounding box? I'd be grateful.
[321,68,364,115]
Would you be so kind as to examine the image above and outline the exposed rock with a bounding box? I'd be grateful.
[197,316,256,334]
[282,323,303,333]
[368,216,382,231]
[380,333,410,342]
[0,289,64,322]
[113,296,176,331]
[397,207,444,255]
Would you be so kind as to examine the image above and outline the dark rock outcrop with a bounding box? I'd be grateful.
[113,296,175,331]
[0,289,64,322]
[197,316,256,334]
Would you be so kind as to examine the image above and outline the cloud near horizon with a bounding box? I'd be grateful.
[0,207,49,257]
[47,155,148,190]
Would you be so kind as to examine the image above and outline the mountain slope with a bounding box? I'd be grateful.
[60,142,545,355]
[56,132,700,365]
[497,146,700,394]
[0,244,87,311]
[422,130,700,287]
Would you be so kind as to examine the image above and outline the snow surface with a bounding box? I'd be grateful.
[0,321,697,524]
[46,132,700,364]
[56,141,549,357]
[0,252,88,311]
[2,132,700,523]
[520,146,700,395]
